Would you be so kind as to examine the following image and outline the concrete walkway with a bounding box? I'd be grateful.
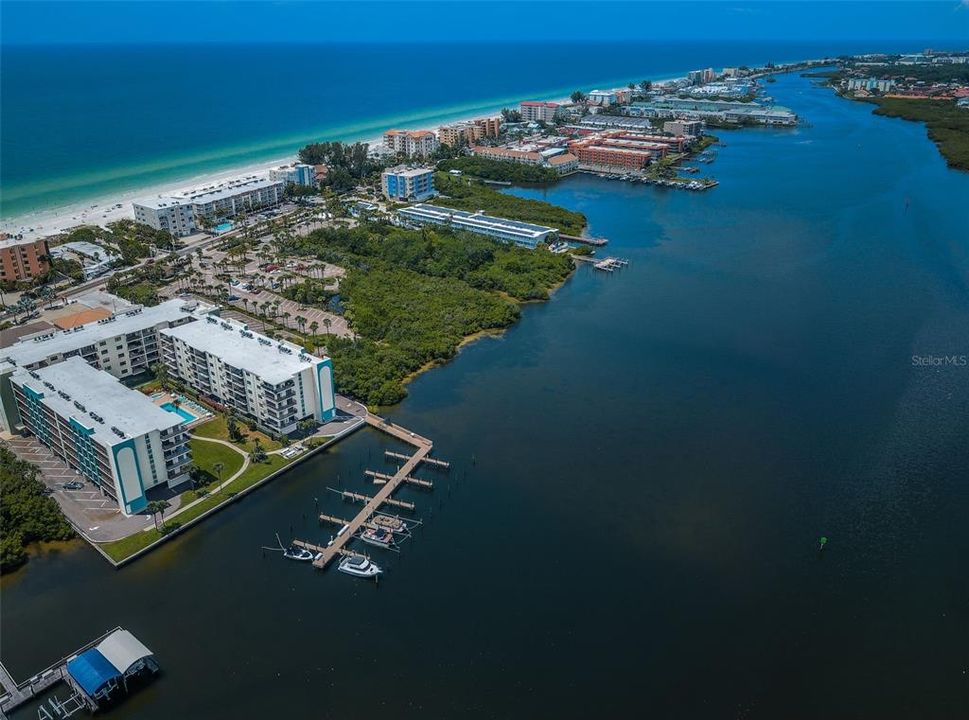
[161,436,250,524]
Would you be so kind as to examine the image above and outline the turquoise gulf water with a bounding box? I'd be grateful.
[0,40,932,218]
[2,70,968,719]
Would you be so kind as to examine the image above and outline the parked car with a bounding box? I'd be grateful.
[62,480,84,490]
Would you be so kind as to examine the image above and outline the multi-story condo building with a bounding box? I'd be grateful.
[0,235,50,283]
[0,299,209,432]
[381,166,436,202]
[9,357,192,515]
[438,121,483,147]
[546,153,580,175]
[519,101,560,124]
[269,163,317,187]
[470,146,544,166]
[383,129,440,158]
[133,174,286,237]
[397,204,559,250]
[473,117,502,138]
[587,90,618,106]
[132,197,198,238]
[159,316,336,435]
[663,120,704,138]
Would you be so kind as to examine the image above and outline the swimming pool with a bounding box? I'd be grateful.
[161,402,197,423]
[215,222,234,233]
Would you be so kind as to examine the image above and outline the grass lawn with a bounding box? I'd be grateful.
[99,454,297,563]
[178,438,245,504]
[192,414,283,453]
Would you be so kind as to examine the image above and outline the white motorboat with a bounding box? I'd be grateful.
[360,527,395,550]
[338,555,382,578]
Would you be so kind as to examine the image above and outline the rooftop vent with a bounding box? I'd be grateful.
[206,316,218,324]
[73,400,86,412]
[43,381,55,390]
[111,426,126,438]
[29,371,40,380]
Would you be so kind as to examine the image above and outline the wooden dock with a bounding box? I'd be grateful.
[332,487,416,511]
[306,412,435,570]
[385,449,450,470]
[560,233,608,247]
[365,469,433,489]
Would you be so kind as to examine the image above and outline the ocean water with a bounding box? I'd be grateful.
[0,39,932,218]
[2,70,968,719]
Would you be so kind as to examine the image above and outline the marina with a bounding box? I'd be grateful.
[293,412,448,572]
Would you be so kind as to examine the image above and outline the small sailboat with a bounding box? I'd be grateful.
[360,527,395,550]
[338,555,382,578]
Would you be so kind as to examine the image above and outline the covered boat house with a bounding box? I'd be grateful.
[64,629,158,710]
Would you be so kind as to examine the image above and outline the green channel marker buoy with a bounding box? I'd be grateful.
[819,536,828,551]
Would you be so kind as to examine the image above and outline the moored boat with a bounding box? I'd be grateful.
[338,555,382,578]
[371,514,409,533]
[360,527,395,549]
[283,545,318,561]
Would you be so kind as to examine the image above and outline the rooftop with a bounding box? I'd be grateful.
[160,315,325,384]
[383,165,435,178]
[134,174,283,209]
[0,235,45,250]
[1,298,207,370]
[399,204,558,239]
[11,357,182,447]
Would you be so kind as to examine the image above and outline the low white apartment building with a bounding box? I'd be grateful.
[10,358,192,515]
[0,299,209,432]
[133,174,286,237]
[132,197,197,237]
[159,316,336,435]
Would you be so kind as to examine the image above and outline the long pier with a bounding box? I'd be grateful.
[560,233,608,247]
[304,413,435,570]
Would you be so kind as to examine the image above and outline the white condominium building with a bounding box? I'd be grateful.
[133,174,286,237]
[159,316,336,435]
[10,358,192,516]
[0,299,210,432]
[269,163,317,187]
[383,129,440,158]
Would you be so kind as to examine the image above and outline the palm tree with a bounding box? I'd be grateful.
[296,316,306,335]
[281,311,291,328]
[146,500,171,531]
[322,317,332,336]
[309,321,319,351]
[213,462,225,495]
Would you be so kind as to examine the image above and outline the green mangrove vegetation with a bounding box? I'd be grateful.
[0,447,74,573]
[437,156,560,184]
[432,172,587,234]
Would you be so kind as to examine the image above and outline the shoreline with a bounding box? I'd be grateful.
[0,68,697,240]
[0,56,830,242]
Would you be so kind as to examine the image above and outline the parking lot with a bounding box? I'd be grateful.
[3,435,172,542]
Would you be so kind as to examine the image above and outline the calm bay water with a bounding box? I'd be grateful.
[0,39,930,218]
[2,71,969,719]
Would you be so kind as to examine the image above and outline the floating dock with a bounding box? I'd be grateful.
[593,257,630,272]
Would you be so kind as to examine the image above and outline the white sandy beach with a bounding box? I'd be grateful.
[0,75,698,242]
